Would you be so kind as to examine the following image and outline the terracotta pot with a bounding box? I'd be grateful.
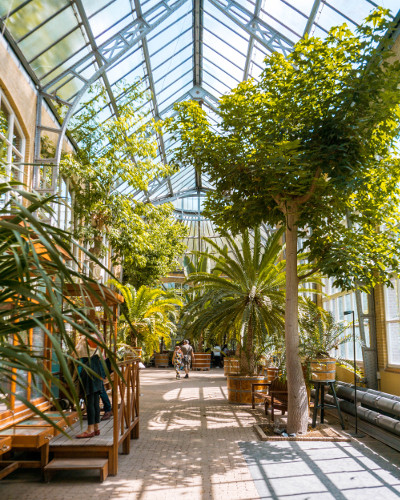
[227,375,268,404]
[224,358,240,376]
[192,353,211,370]
[308,357,336,382]
[155,353,169,368]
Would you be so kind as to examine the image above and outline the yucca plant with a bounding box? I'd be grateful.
[109,280,183,361]
[0,182,118,427]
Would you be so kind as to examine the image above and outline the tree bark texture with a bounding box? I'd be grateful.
[240,314,255,375]
[285,209,309,434]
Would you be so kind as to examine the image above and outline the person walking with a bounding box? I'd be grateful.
[181,339,194,379]
[172,345,183,379]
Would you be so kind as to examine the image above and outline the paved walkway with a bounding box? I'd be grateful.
[1,369,400,499]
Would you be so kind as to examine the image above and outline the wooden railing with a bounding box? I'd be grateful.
[111,358,140,474]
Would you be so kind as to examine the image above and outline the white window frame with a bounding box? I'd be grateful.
[0,90,26,185]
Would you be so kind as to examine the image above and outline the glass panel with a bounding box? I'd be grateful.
[0,101,9,140]
[388,322,400,365]
[29,28,87,77]
[338,296,344,321]
[31,326,45,399]
[83,0,115,18]
[385,279,400,320]
[11,152,23,181]
[14,331,29,402]
[345,293,352,314]
[0,333,12,412]
[6,0,69,41]
[19,7,81,61]
[12,128,22,152]
[89,0,132,39]
[0,0,27,17]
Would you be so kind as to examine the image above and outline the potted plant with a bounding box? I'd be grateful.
[299,300,351,383]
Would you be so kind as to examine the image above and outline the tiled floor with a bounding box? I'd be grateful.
[1,368,400,500]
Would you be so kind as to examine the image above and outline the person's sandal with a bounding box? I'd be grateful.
[76,430,95,439]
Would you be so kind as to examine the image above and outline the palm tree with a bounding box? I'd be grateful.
[182,227,287,375]
[110,281,183,360]
[182,227,318,375]
[0,182,117,424]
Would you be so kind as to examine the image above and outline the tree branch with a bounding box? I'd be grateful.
[298,266,320,281]
[296,167,322,205]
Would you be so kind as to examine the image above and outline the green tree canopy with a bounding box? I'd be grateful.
[167,9,400,434]
[60,82,187,287]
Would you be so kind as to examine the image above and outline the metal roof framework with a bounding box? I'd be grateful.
[1,0,399,250]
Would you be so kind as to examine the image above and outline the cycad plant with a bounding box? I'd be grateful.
[110,280,183,360]
[299,299,351,360]
[0,182,117,424]
[182,227,287,375]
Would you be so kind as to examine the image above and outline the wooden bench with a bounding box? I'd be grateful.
[44,458,108,483]
[252,378,288,422]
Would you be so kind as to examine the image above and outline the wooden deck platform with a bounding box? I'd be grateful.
[50,413,139,476]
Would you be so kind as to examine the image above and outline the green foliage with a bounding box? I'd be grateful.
[167,9,400,291]
[0,183,118,425]
[60,81,187,287]
[182,227,287,375]
[299,299,350,359]
[110,279,183,360]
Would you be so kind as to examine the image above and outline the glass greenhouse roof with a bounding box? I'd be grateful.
[1,0,399,216]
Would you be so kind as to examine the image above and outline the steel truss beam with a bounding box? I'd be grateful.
[32,0,188,191]
[208,0,294,57]
[243,0,262,80]
[193,0,203,86]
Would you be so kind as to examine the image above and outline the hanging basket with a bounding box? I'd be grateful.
[308,357,336,382]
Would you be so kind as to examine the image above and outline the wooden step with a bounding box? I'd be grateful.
[44,457,108,482]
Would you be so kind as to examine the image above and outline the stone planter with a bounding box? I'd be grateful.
[192,353,211,370]
[227,375,268,404]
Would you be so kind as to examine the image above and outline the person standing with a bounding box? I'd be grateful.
[172,345,183,379]
[74,335,105,438]
[181,339,194,379]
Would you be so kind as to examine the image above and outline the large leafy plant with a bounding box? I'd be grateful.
[0,183,118,425]
[168,9,400,434]
[299,300,350,360]
[59,81,187,287]
[110,280,182,361]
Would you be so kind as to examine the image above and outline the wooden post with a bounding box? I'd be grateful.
[112,304,119,475]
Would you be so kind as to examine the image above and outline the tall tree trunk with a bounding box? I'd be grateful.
[285,209,309,434]
[240,314,255,375]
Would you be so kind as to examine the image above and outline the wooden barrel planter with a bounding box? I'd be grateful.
[192,353,211,371]
[224,358,240,376]
[227,375,268,405]
[154,353,169,368]
[266,366,279,382]
[308,357,336,382]
[126,348,142,359]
